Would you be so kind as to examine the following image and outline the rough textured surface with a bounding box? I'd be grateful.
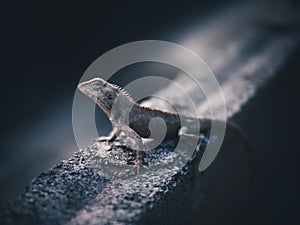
[1,125,254,225]
[1,134,210,225]
[1,155,107,224]
[2,126,253,225]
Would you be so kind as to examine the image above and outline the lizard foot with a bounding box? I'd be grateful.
[96,136,113,142]
[92,128,119,144]
[91,136,115,144]
[130,159,148,176]
[129,150,148,176]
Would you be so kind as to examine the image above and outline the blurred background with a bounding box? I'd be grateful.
[1,0,300,224]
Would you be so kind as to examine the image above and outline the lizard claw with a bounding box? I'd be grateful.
[91,136,113,144]
[97,136,113,142]
[131,159,142,176]
[129,158,148,176]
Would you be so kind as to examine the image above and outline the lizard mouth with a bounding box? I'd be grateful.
[77,82,89,94]
[77,82,85,92]
[78,81,93,97]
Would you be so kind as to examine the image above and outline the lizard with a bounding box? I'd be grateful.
[78,77,249,174]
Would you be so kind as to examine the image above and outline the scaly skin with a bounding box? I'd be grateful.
[78,78,248,174]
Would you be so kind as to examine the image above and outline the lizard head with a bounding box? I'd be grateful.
[78,77,135,117]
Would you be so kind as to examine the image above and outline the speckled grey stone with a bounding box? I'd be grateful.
[1,135,210,225]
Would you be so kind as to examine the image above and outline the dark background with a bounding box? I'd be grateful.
[1,0,300,224]
[1,0,236,202]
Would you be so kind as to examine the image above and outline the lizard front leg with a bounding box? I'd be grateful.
[118,123,144,175]
[95,123,144,175]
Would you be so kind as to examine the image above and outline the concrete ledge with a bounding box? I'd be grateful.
[2,128,253,225]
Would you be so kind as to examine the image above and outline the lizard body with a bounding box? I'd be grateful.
[78,78,248,172]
